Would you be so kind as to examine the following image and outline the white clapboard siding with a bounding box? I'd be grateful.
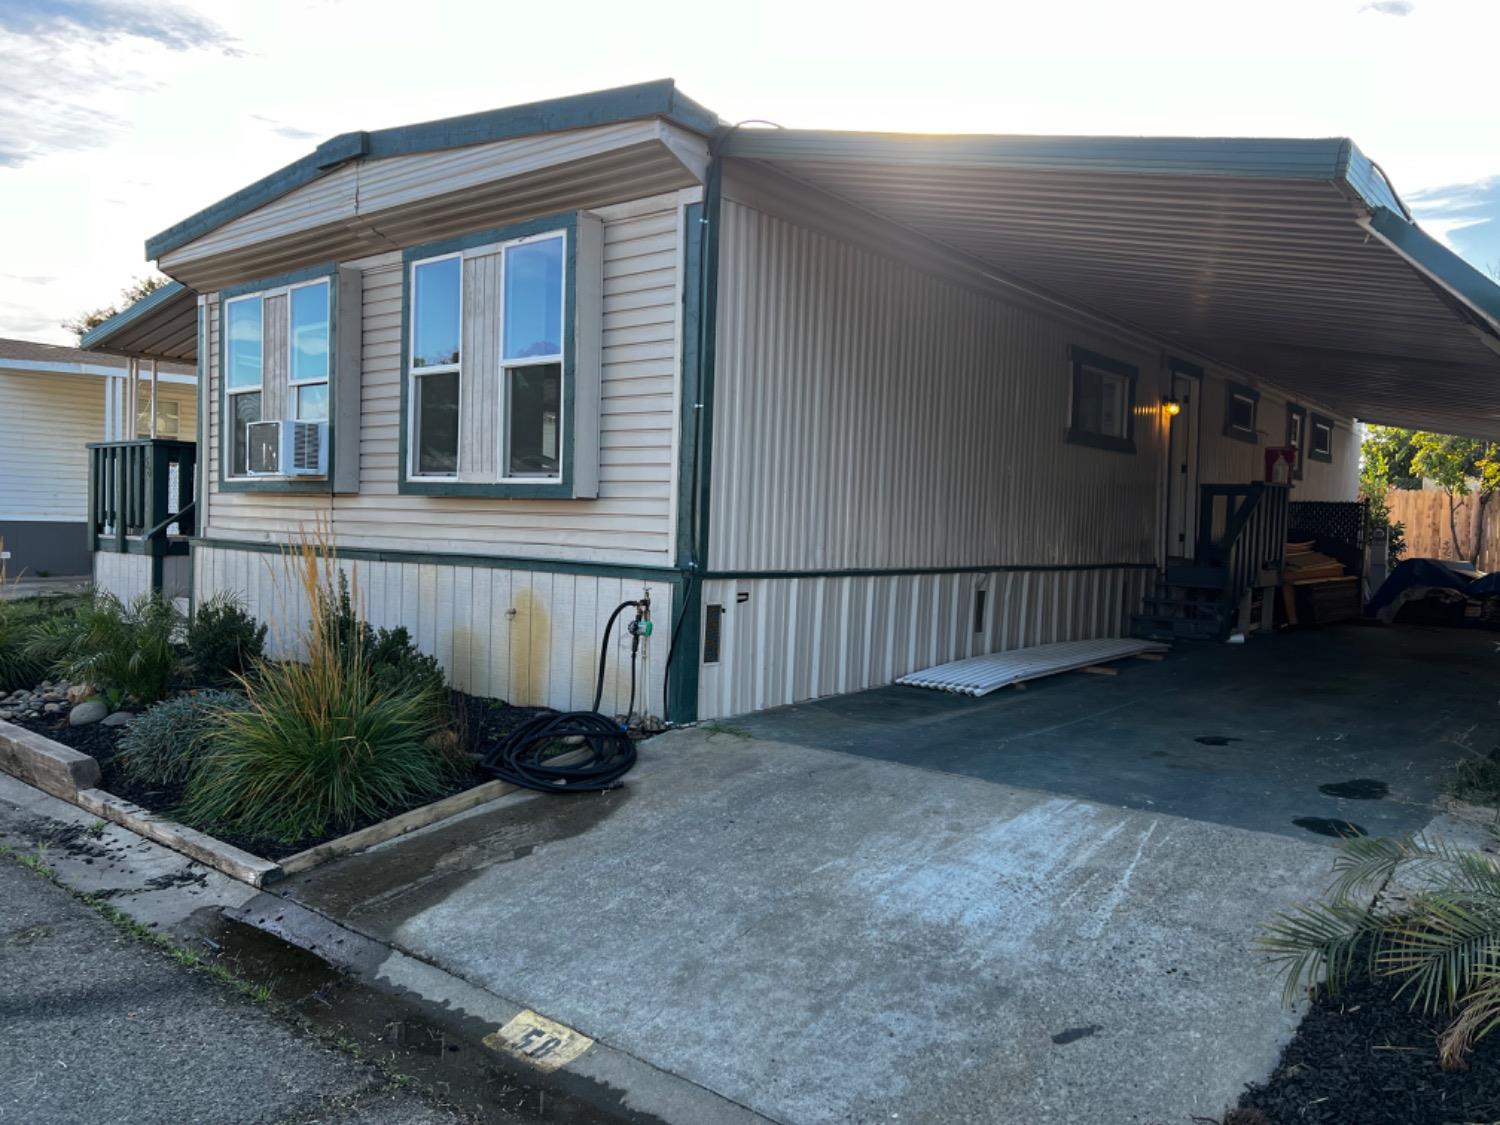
[194,545,672,718]
[695,566,1153,719]
[93,551,151,605]
[202,192,685,567]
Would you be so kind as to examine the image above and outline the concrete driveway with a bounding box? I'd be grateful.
[276,624,1481,1124]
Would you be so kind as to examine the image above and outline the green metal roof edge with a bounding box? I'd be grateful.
[719,128,1354,178]
[79,280,189,351]
[1362,205,1500,334]
[145,78,721,262]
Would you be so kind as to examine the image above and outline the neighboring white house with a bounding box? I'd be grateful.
[79,80,1500,721]
[0,338,195,578]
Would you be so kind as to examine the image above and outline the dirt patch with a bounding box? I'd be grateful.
[1239,959,1500,1124]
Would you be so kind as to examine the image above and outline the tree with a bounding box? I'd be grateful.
[1408,433,1500,564]
[62,275,172,341]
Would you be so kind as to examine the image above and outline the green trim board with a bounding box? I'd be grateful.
[703,561,1157,581]
[80,280,188,351]
[397,212,581,499]
[217,262,341,494]
[190,537,681,584]
[1363,205,1500,335]
[147,79,720,261]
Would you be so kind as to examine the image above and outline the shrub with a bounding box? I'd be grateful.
[317,570,446,705]
[178,528,452,844]
[116,690,250,786]
[186,593,266,686]
[24,590,180,707]
[179,645,450,845]
[0,595,48,694]
[1260,834,1500,1069]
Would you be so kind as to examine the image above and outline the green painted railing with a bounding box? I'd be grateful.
[87,439,196,556]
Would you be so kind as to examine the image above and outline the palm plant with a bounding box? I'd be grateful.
[24,590,181,707]
[1259,834,1500,1069]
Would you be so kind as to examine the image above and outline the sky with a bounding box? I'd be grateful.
[2,0,1498,345]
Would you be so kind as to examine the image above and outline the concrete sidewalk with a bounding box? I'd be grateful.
[278,728,1340,1125]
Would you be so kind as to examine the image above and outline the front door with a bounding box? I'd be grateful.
[1165,371,1200,560]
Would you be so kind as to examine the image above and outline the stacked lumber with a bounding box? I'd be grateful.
[1282,541,1360,625]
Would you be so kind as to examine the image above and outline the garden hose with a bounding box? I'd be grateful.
[478,597,645,794]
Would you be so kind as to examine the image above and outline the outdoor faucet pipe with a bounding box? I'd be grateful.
[478,598,647,794]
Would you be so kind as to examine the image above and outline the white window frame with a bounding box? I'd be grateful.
[496,228,567,484]
[407,251,464,479]
[405,229,570,485]
[287,277,332,423]
[223,291,264,481]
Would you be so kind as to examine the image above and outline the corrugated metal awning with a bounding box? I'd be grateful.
[79,280,198,365]
[722,130,1500,438]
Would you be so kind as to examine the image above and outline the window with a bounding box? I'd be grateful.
[221,273,336,483]
[225,294,263,477]
[410,256,462,475]
[1309,414,1334,462]
[1285,403,1306,480]
[135,394,180,439]
[1067,346,1137,453]
[502,234,564,478]
[1224,381,1260,443]
[406,229,567,482]
[289,280,331,421]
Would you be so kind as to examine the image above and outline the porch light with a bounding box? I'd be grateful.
[1162,396,1182,417]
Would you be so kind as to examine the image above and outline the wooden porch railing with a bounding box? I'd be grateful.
[87,439,196,556]
[1196,481,1290,616]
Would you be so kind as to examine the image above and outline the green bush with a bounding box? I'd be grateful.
[24,590,180,707]
[1260,834,1500,1070]
[0,596,49,694]
[186,593,266,686]
[179,649,450,844]
[116,690,250,786]
[317,571,446,704]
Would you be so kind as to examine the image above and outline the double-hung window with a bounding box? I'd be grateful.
[405,218,592,495]
[225,294,264,477]
[289,281,331,422]
[1224,381,1260,443]
[410,256,462,476]
[222,275,333,482]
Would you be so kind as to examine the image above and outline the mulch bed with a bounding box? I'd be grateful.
[9,691,551,862]
[1239,955,1500,1124]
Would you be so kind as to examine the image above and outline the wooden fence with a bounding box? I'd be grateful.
[1386,488,1500,570]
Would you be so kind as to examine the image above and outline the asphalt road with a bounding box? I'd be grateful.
[0,855,463,1125]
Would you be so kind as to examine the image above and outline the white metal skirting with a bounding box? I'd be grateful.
[896,638,1168,697]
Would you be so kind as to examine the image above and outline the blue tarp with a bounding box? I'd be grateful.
[1367,558,1499,618]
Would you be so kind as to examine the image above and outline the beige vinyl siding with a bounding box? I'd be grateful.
[202,191,686,566]
[0,371,103,522]
[194,544,672,716]
[708,197,1171,573]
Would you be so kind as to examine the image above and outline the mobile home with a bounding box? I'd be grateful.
[81,80,1500,721]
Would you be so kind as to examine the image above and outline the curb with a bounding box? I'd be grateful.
[0,718,521,889]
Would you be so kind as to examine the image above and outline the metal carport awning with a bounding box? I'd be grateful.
[721,130,1500,439]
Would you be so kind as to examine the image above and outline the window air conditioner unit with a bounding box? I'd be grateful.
[246,420,328,477]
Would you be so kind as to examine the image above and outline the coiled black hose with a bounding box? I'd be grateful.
[478,599,641,793]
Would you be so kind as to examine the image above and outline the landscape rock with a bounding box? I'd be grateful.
[43,703,62,714]
[68,700,109,726]
[100,711,135,729]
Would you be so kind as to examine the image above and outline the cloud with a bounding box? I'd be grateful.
[0,1,239,168]
[1360,1,1415,14]
[1409,175,1500,275]
[0,274,57,285]
[251,114,320,143]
